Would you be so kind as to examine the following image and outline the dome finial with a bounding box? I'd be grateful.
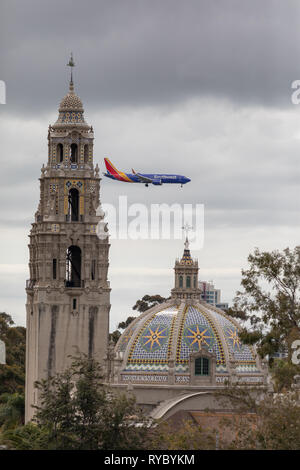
[184,236,189,251]
[182,222,192,250]
[67,52,75,93]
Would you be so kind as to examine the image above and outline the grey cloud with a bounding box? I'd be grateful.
[1,1,299,326]
[1,0,300,116]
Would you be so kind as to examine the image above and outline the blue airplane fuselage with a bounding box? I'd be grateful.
[104,173,190,185]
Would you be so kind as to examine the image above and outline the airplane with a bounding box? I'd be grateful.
[103,158,191,187]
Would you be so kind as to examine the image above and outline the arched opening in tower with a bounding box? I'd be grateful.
[68,188,79,221]
[66,246,82,287]
[84,145,89,163]
[70,143,78,163]
[57,143,64,163]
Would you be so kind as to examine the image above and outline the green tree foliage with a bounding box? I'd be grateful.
[117,316,137,330]
[230,247,300,359]
[108,329,121,345]
[109,295,170,344]
[149,418,216,450]
[214,385,300,450]
[133,294,170,313]
[109,316,136,345]
[0,422,51,450]
[1,355,151,450]
[0,393,24,430]
[270,358,300,392]
[0,313,26,395]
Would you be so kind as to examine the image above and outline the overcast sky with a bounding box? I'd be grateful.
[0,0,300,330]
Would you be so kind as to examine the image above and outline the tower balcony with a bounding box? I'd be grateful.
[64,279,85,288]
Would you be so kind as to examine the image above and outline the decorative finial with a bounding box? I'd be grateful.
[182,223,193,249]
[67,53,75,91]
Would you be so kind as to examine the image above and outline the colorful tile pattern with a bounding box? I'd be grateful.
[127,306,177,365]
[57,112,85,123]
[118,302,262,379]
[176,305,226,368]
[207,307,256,364]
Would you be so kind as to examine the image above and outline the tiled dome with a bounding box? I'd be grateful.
[113,240,265,387]
[59,86,84,112]
[54,81,87,126]
[115,300,264,384]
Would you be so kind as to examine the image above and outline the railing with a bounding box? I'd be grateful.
[65,215,83,222]
[64,280,85,288]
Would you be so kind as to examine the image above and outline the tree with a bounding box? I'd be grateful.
[270,358,300,392]
[214,384,300,450]
[117,316,137,330]
[109,295,170,345]
[132,294,170,313]
[109,316,136,345]
[0,393,24,430]
[149,418,216,450]
[108,329,121,345]
[0,313,26,395]
[230,247,300,360]
[1,355,151,450]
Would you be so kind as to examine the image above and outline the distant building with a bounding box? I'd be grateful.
[0,339,5,364]
[199,280,228,310]
[215,302,229,311]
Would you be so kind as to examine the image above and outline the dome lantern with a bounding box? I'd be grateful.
[171,237,201,300]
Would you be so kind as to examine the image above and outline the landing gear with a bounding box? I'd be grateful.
[145,183,149,187]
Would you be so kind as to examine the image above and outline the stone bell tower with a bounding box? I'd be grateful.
[25,57,110,422]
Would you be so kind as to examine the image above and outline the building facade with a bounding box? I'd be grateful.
[25,76,111,422]
[199,280,228,310]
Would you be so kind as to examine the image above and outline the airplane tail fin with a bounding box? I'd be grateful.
[104,158,120,177]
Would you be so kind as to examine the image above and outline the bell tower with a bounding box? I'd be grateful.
[25,57,111,422]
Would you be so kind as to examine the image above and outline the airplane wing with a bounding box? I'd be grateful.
[135,173,154,184]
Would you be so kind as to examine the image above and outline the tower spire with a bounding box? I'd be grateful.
[67,52,75,92]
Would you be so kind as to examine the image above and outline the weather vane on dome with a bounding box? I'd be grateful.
[67,53,75,85]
